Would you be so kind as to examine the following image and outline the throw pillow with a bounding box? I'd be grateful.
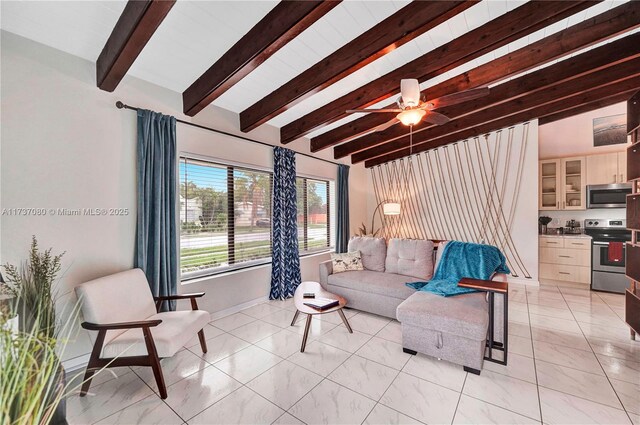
[331,251,364,273]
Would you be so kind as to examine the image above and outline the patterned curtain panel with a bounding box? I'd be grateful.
[270,147,301,300]
[135,109,178,311]
[336,164,350,253]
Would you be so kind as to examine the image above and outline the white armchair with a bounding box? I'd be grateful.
[74,269,210,399]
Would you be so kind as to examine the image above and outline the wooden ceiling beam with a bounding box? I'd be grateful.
[363,77,640,168]
[336,32,640,159]
[538,94,633,125]
[182,1,340,117]
[355,61,640,163]
[239,1,476,132]
[313,1,639,152]
[280,0,597,146]
[97,0,175,92]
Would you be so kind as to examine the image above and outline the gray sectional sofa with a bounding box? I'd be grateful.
[319,236,506,373]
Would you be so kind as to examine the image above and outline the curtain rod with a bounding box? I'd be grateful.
[115,101,343,167]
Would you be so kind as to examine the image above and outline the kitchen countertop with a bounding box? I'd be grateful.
[539,234,592,239]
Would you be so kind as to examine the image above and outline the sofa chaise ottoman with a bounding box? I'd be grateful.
[319,236,507,373]
[396,291,489,374]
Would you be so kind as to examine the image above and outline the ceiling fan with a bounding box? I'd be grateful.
[346,79,489,132]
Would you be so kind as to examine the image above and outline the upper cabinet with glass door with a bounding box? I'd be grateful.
[539,157,586,210]
[539,159,561,210]
[562,157,586,210]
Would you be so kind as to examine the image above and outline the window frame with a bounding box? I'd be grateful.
[179,153,335,282]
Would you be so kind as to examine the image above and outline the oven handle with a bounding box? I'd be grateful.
[593,241,618,245]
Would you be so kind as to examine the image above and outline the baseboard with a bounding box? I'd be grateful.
[62,295,269,373]
[507,276,540,286]
[62,353,91,373]
[209,296,269,321]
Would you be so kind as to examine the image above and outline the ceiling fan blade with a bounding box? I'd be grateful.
[400,79,421,107]
[430,87,490,109]
[346,108,403,113]
[373,118,400,132]
[424,111,450,125]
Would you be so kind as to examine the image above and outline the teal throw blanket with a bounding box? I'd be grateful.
[406,241,510,297]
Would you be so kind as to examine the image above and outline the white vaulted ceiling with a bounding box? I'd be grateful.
[0,0,632,140]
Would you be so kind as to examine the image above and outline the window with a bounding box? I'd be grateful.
[179,156,272,279]
[296,177,334,253]
[179,155,334,280]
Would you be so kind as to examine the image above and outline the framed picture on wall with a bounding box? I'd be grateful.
[593,114,627,147]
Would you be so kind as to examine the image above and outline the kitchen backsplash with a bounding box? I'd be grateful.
[539,208,626,228]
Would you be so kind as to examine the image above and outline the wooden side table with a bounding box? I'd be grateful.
[291,281,352,352]
[458,278,509,366]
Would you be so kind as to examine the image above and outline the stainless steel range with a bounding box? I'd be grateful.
[584,219,631,294]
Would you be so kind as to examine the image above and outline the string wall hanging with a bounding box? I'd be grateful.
[371,122,532,278]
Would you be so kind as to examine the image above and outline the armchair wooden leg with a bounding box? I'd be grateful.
[79,367,96,397]
[198,329,208,353]
[143,328,167,399]
[189,298,208,354]
[80,329,106,397]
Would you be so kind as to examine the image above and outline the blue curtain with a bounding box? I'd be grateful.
[270,147,301,300]
[135,109,177,311]
[336,164,350,253]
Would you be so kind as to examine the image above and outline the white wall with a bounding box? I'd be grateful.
[539,102,629,159]
[0,31,368,368]
[538,103,629,225]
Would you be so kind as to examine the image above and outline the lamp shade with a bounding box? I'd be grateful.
[383,202,401,215]
[397,109,426,126]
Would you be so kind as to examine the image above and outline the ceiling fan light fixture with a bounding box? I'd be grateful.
[397,109,426,126]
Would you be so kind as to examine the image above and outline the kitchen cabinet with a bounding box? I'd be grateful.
[562,157,586,210]
[539,236,591,284]
[586,152,627,184]
[539,157,585,210]
[539,159,561,210]
[618,150,627,182]
[586,153,618,185]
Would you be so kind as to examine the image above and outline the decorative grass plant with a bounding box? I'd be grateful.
[0,310,75,425]
[355,223,380,238]
[2,236,64,340]
[0,236,72,425]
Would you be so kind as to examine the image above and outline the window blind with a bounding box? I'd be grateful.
[179,156,273,279]
[296,177,333,253]
[180,155,334,280]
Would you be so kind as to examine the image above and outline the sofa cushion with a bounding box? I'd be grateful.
[385,239,434,280]
[327,270,416,300]
[397,291,488,340]
[348,237,386,272]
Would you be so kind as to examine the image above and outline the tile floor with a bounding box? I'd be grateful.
[66,280,640,425]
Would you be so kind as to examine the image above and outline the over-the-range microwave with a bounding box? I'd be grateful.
[587,183,632,209]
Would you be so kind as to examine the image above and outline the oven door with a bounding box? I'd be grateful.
[587,184,632,208]
[592,241,626,272]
